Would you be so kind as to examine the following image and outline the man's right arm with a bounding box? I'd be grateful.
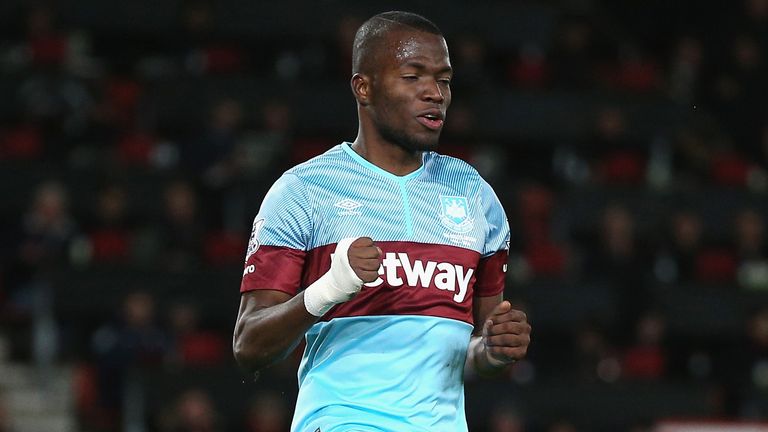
[233,236,382,373]
[233,290,318,372]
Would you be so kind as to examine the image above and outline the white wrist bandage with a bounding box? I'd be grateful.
[469,336,507,370]
[303,237,364,317]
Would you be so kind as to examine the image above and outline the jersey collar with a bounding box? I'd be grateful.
[341,142,425,183]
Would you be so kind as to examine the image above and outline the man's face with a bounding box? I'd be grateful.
[369,30,452,152]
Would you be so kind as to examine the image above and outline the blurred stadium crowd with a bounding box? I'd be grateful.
[1,0,768,431]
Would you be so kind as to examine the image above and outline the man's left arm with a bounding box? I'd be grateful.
[465,179,531,376]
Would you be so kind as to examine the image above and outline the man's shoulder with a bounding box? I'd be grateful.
[426,151,484,181]
[285,144,347,178]
[426,152,503,202]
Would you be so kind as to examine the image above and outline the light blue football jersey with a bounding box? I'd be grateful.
[241,143,510,432]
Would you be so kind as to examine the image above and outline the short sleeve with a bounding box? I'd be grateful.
[240,173,312,295]
[474,180,510,297]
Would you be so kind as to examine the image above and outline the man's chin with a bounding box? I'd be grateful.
[402,135,441,152]
[379,125,440,153]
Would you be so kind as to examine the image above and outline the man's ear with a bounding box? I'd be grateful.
[351,73,371,106]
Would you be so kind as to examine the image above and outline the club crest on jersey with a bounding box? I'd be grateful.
[439,195,474,233]
[245,218,265,261]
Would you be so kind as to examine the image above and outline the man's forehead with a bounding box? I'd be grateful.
[384,30,449,63]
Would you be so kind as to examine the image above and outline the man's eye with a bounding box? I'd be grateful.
[402,76,418,81]
[439,79,452,85]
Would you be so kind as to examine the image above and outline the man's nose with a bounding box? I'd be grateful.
[422,79,445,104]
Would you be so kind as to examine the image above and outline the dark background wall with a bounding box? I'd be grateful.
[1,1,768,431]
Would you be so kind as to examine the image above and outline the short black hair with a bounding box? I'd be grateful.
[352,11,443,74]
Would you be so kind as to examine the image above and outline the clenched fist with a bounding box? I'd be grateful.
[482,301,531,364]
[347,237,383,283]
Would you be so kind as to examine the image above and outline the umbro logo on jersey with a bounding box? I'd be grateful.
[334,198,363,216]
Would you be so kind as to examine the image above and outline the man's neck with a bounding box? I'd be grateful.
[350,136,424,177]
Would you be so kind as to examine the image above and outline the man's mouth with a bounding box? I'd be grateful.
[417,112,444,130]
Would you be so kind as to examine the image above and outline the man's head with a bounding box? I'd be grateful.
[352,11,443,75]
[351,11,452,152]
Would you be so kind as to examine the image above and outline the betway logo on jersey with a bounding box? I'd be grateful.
[335,252,474,303]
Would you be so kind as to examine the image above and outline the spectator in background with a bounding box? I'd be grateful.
[622,310,668,380]
[590,107,647,185]
[705,33,766,154]
[514,184,569,279]
[742,0,768,42]
[156,180,203,272]
[16,69,94,161]
[0,114,45,161]
[722,306,768,417]
[22,4,71,69]
[550,16,597,89]
[486,401,525,432]
[734,208,768,290]
[610,43,661,94]
[667,35,704,105]
[670,122,720,187]
[653,209,704,284]
[558,106,647,186]
[90,290,168,429]
[17,181,77,270]
[183,97,244,230]
[513,41,550,90]
[166,301,227,367]
[178,0,214,45]
[243,391,289,432]
[2,180,77,316]
[734,208,767,260]
[326,14,364,79]
[177,0,215,71]
[14,4,95,161]
[178,0,246,76]
[65,74,127,169]
[159,388,222,432]
[239,99,293,177]
[582,204,650,337]
[451,33,493,92]
[571,320,621,383]
[83,184,134,265]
